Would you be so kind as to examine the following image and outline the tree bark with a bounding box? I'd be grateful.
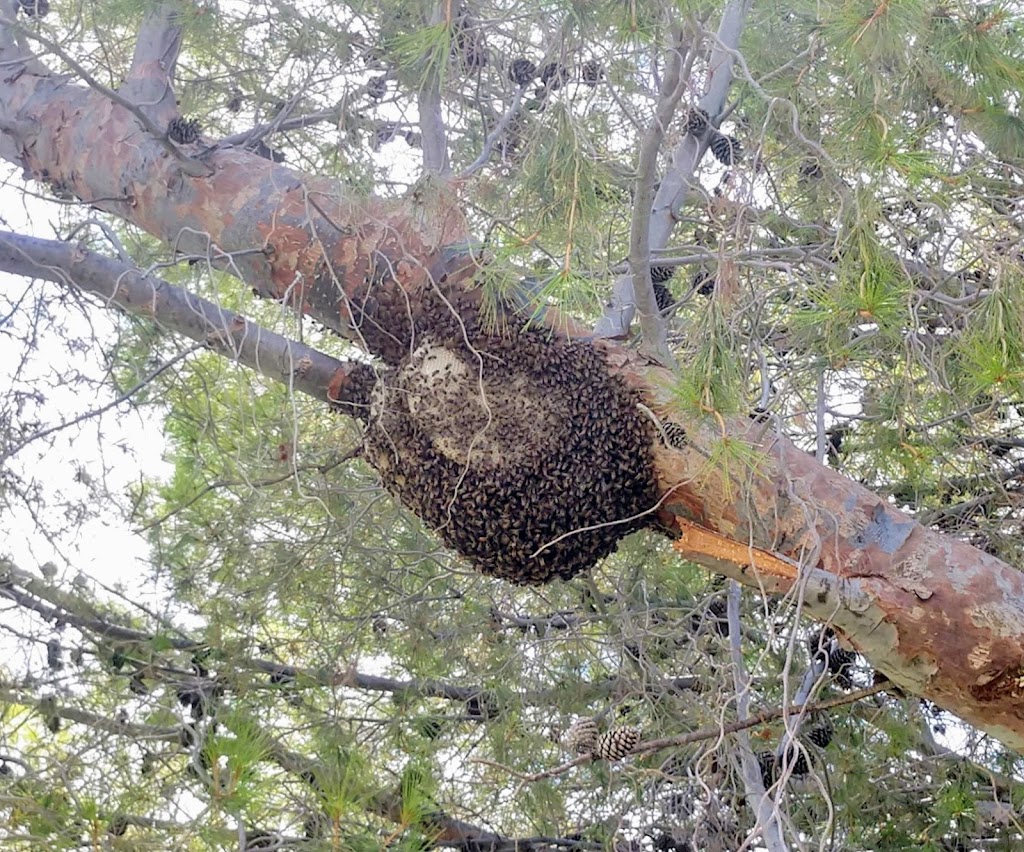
[2,45,1023,752]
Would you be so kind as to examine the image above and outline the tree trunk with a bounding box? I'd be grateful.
[2,52,1023,751]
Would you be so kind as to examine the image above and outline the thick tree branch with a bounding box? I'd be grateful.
[0,57,470,340]
[0,12,208,176]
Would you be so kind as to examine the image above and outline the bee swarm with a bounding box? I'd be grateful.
[358,294,658,584]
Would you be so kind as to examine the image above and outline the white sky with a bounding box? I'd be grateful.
[0,162,172,597]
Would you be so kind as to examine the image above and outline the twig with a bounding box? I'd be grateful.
[481,683,888,784]
[459,88,526,179]
[0,343,202,465]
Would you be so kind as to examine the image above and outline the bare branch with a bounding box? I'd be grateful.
[419,4,452,175]
[727,582,788,852]
[121,3,183,115]
[458,88,526,179]
[628,24,688,366]
[595,0,755,339]
[0,342,203,465]
[0,231,376,416]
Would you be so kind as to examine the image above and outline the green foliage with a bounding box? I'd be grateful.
[4,1,1024,851]
[671,295,747,417]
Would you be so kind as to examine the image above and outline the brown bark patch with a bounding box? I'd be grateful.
[970,663,1024,708]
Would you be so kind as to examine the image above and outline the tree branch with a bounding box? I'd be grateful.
[419,3,452,176]
[0,12,208,176]
[0,556,699,715]
[0,231,376,416]
[628,24,688,366]
[121,3,183,116]
[594,0,755,338]
[0,684,512,850]
[727,581,788,852]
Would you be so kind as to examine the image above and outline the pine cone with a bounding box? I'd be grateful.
[460,34,488,69]
[540,62,569,90]
[811,627,858,686]
[758,745,811,786]
[653,281,673,312]
[807,626,832,663]
[650,265,675,283]
[367,75,388,101]
[685,107,710,137]
[829,646,857,672]
[798,158,823,181]
[581,59,602,86]
[594,726,640,761]
[18,0,48,16]
[781,743,810,776]
[709,131,742,165]
[509,58,537,86]
[167,117,201,145]
[453,13,488,69]
[806,720,834,749]
[658,422,688,449]
[707,596,729,636]
[226,88,244,113]
[755,750,775,787]
[563,718,599,754]
[693,270,715,296]
[46,638,62,671]
[374,122,399,148]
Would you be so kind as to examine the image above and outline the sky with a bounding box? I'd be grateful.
[0,162,173,605]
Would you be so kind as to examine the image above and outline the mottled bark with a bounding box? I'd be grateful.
[0,56,470,344]
[1,42,1023,752]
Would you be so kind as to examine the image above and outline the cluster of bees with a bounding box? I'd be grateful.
[356,287,658,583]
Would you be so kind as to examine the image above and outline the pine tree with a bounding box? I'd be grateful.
[0,2,1022,851]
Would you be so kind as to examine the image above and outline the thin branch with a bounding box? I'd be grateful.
[628,24,688,366]
[0,558,693,713]
[728,582,789,852]
[0,343,202,464]
[0,685,511,850]
[458,88,526,179]
[486,684,888,784]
